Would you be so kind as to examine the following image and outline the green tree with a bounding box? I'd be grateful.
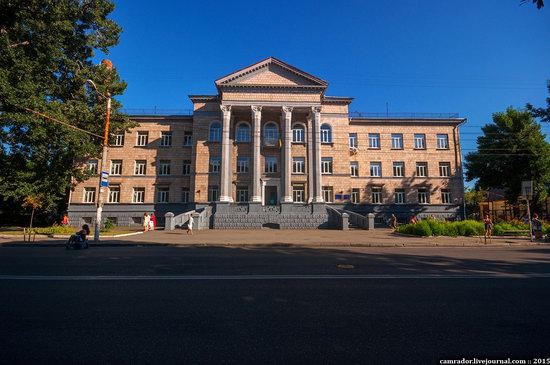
[520,0,545,9]
[465,108,550,212]
[527,81,550,123]
[464,187,487,219]
[0,0,133,218]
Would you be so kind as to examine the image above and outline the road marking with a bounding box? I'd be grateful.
[1,273,550,281]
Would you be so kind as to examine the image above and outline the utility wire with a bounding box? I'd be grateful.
[23,107,104,140]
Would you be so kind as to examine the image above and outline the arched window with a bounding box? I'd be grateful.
[209,122,221,142]
[263,122,279,146]
[320,124,332,143]
[292,123,305,143]
[235,122,251,143]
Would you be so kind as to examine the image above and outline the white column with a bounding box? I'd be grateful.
[220,105,233,202]
[307,115,314,203]
[282,106,293,202]
[312,106,324,202]
[251,105,262,202]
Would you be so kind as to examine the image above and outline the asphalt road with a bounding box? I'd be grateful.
[1,246,549,364]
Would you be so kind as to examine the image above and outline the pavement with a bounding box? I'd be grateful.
[1,245,549,364]
[0,228,544,247]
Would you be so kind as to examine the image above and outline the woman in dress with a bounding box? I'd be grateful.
[143,213,150,232]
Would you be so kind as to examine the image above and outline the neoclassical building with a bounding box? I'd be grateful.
[68,57,466,228]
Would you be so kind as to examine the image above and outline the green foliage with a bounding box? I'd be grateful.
[464,108,550,212]
[0,0,134,216]
[33,224,74,235]
[527,81,549,123]
[397,219,484,237]
[103,218,115,231]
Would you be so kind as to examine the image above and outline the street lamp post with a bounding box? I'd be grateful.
[87,59,113,242]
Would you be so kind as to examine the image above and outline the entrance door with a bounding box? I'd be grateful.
[264,186,278,205]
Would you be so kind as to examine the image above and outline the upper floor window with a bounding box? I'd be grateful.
[350,162,359,177]
[370,162,382,177]
[368,133,380,149]
[160,132,172,147]
[371,187,382,204]
[418,188,429,204]
[183,131,193,146]
[321,157,333,174]
[237,157,249,174]
[113,134,124,147]
[209,157,220,173]
[265,156,278,173]
[416,162,428,177]
[293,157,305,174]
[441,189,452,204]
[439,162,451,177]
[87,159,98,175]
[110,160,122,176]
[83,187,96,203]
[183,160,192,176]
[132,188,145,203]
[135,160,146,175]
[437,134,449,149]
[414,134,426,149]
[320,124,332,143]
[156,187,169,203]
[264,123,279,146]
[181,188,190,203]
[391,134,403,149]
[136,131,149,147]
[395,189,405,204]
[349,133,358,148]
[108,186,120,203]
[158,160,171,175]
[393,162,404,177]
[292,124,305,143]
[209,122,221,142]
[236,123,251,143]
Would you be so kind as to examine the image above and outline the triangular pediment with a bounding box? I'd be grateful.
[215,57,328,88]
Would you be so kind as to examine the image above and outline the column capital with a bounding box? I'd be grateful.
[220,105,232,113]
[282,106,294,114]
[251,105,262,113]
[311,106,321,114]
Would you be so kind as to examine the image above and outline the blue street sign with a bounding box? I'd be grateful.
[100,171,109,187]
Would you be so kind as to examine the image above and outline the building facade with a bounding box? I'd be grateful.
[68,57,466,228]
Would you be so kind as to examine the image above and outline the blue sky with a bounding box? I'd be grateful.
[98,0,550,160]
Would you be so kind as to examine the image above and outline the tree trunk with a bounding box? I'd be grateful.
[29,207,35,231]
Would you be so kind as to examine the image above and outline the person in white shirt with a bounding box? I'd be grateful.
[187,215,194,235]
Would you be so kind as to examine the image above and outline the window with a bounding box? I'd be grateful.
[183,160,192,176]
[370,162,382,177]
[393,162,404,177]
[320,124,332,143]
[157,187,169,203]
[416,162,428,177]
[158,160,171,175]
[418,188,429,204]
[391,134,403,149]
[395,189,405,204]
[131,217,142,225]
[135,160,146,175]
[322,186,333,203]
[293,184,305,203]
[160,132,172,147]
[292,125,305,143]
[236,186,249,202]
[441,189,452,204]
[321,157,333,174]
[264,123,279,146]
[414,134,426,149]
[87,160,98,174]
[108,187,120,203]
[368,133,380,149]
[351,188,360,204]
[137,131,149,146]
[350,162,359,177]
[439,162,451,177]
[437,134,449,149]
[208,186,219,202]
[110,160,122,176]
[371,187,382,204]
[349,133,358,148]
[83,187,96,203]
[265,156,278,173]
[209,157,220,173]
[183,131,193,147]
[236,123,251,142]
[181,187,190,203]
[132,188,145,203]
[293,157,305,174]
[237,157,249,173]
[209,122,221,142]
[113,134,124,147]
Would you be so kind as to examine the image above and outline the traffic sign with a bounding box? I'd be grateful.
[521,181,533,200]
[100,171,109,187]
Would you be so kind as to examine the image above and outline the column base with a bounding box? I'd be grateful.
[282,196,293,203]
[219,196,233,203]
[251,196,262,203]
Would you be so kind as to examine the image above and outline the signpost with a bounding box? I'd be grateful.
[100,171,109,188]
[521,181,533,242]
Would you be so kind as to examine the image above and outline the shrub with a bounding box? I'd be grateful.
[34,224,74,235]
[413,220,432,236]
[426,219,446,236]
[103,219,115,231]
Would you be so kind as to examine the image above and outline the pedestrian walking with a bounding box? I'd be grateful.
[61,214,69,226]
[151,213,157,230]
[143,213,150,232]
[409,215,418,225]
[389,214,397,231]
[483,214,493,241]
[187,214,194,235]
[532,213,543,240]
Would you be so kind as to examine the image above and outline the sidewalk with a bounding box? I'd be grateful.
[0,228,543,247]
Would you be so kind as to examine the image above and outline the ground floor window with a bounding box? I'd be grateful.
[418,188,429,204]
[208,186,219,202]
[371,187,382,204]
[133,188,145,203]
[132,217,142,224]
[236,186,249,202]
[293,184,305,203]
[106,217,117,226]
[394,189,405,204]
[351,188,360,204]
[441,189,451,204]
[181,187,190,203]
[322,186,333,203]
[157,187,169,203]
[108,186,120,203]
